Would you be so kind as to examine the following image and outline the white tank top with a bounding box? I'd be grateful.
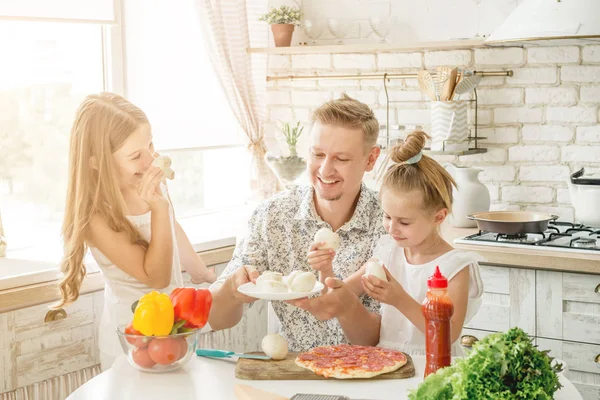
[90,187,183,358]
[373,235,485,357]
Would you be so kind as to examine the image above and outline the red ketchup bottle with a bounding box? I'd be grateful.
[422,266,454,378]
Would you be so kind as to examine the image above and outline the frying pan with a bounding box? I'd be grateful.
[467,211,559,235]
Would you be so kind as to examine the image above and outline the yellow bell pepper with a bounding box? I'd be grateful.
[132,291,174,336]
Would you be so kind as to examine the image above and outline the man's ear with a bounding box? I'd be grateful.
[365,146,381,172]
[89,156,99,170]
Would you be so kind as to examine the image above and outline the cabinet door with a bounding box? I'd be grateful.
[537,271,600,344]
[537,337,600,400]
[465,265,536,336]
[12,293,97,389]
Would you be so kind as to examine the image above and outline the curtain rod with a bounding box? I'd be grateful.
[267,70,513,81]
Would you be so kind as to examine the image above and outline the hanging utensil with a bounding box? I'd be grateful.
[453,73,482,100]
[440,67,458,101]
[433,66,452,101]
[417,70,437,101]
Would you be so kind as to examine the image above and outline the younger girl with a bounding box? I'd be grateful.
[329,130,484,355]
[56,92,216,370]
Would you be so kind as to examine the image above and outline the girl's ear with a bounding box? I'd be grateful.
[89,156,98,170]
[434,208,448,225]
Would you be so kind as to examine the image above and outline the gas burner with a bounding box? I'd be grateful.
[572,237,597,248]
[497,233,527,241]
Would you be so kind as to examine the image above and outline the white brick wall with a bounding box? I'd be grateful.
[519,166,570,182]
[377,52,422,69]
[264,43,600,219]
[527,46,579,64]
[546,106,597,124]
[509,67,558,85]
[525,87,578,106]
[508,145,560,162]
[424,50,471,68]
[576,126,600,143]
[474,48,525,66]
[502,186,553,204]
[521,125,573,143]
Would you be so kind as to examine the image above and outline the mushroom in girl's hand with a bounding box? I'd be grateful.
[364,259,388,282]
[289,271,317,292]
[152,155,175,180]
[313,227,340,250]
[261,333,288,360]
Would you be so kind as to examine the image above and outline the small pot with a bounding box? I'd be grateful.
[271,24,295,47]
[467,211,558,235]
[568,168,600,226]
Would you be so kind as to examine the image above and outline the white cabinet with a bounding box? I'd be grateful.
[0,292,102,393]
[465,265,536,335]
[537,271,600,344]
[466,265,600,400]
[537,338,600,400]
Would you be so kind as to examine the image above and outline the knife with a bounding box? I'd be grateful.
[196,348,271,360]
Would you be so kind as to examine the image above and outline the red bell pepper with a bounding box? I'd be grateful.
[169,287,212,329]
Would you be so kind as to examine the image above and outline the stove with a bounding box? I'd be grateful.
[454,221,600,254]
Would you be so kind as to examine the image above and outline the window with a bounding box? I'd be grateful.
[123,0,251,218]
[0,20,106,253]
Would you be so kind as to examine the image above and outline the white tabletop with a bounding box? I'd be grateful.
[67,355,582,400]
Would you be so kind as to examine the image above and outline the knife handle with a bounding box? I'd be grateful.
[196,348,233,358]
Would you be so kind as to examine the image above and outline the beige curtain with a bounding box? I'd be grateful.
[193,0,280,199]
[1,364,100,400]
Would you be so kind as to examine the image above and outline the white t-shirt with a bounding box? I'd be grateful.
[89,185,183,361]
[373,235,484,356]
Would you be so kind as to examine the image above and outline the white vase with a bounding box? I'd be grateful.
[445,163,490,228]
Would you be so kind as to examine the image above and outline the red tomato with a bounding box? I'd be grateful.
[176,337,188,360]
[132,347,156,369]
[148,338,181,365]
[125,322,150,348]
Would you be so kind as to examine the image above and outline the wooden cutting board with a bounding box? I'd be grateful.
[235,352,415,380]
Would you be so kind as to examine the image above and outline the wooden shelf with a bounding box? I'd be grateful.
[424,148,487,156]
[247,39,487,55]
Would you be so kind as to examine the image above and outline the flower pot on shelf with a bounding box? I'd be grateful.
[265,153,306,188]
[271,24,295,47]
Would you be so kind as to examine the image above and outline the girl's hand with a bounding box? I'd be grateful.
[190,266,216,285]
[307,241,335,278]
[361,266,405,309]
[139,166,168,210]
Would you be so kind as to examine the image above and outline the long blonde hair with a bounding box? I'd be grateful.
[382,131,456,213]
[56,92,149,307]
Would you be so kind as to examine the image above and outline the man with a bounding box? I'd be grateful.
[208,94,386,351]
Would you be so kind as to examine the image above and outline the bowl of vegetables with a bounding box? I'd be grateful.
[117,287,212,372]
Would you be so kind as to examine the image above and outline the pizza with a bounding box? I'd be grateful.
[295,344,407,379]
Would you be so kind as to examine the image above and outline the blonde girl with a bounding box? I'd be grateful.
[57,92,215,370]
[294,131,483,356]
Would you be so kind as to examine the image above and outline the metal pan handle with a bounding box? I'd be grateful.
[466,214,477,220]
[550,215,559,221]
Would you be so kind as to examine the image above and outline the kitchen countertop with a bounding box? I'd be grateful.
[66,354,583,400]
[442,224,600,274]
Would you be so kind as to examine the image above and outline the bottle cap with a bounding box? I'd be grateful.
[427,266,448,289]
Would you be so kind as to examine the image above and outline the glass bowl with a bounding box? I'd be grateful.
[116,324,198,373]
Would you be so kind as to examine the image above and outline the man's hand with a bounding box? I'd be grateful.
[287,277,356,321]
[361,266,405,309]
[225,265,260,304]
[307,241,335,283]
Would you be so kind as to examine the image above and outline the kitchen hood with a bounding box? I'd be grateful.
[485,0,600,45]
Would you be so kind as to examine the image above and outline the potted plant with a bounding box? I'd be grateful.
[265,121,306,187]
[259,5,302,47]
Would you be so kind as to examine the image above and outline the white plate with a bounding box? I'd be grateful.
[237,281,324,301]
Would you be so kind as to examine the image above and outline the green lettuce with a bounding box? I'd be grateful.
[408,327,562,400]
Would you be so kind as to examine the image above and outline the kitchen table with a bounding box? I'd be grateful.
[67,354,583,400]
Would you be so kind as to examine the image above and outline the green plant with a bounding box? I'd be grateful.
[259,5,302,25]
[278,121,304,157]
[408,327,563,400]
